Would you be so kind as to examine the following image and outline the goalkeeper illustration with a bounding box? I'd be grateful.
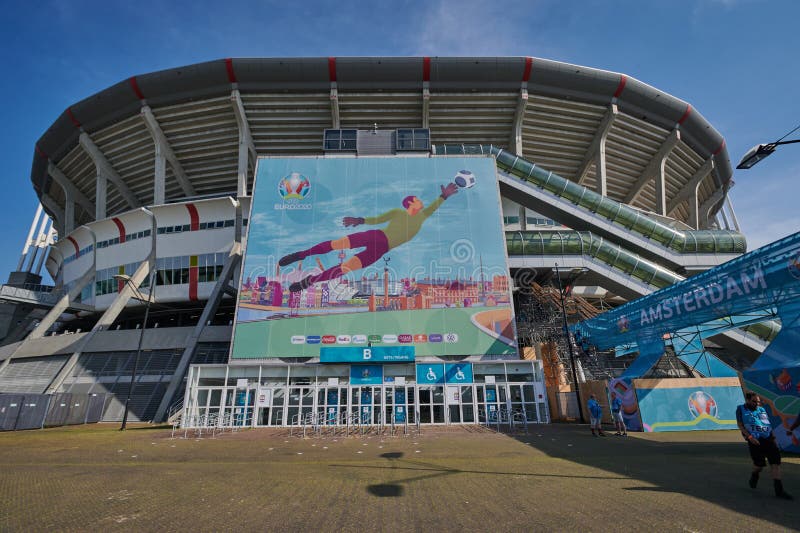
[279,183,459,292]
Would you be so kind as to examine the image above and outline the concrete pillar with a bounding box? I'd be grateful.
[237,136,248,197]
[64,189,75,235]
[154,141,166,205]
[719,204,731,230]
[330,83,340,129]
[422,82,430,129]
[725,197,741,232]
[655,158,668,216]
[25,212,50,272]
[595,131,608,197]
[688,189,699,230]
[18,204,43,271]
[96,171,107,220]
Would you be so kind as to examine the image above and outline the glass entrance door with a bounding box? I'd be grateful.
[384,386,411,424]
[477,384,502,423]
[287,387,314,425]
[257,387,286,427]
[318,387,347,424]
[446,385,476,424]
[417,386,445,424]
[351,386,383,424]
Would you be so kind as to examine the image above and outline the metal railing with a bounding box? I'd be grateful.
[434,144,746,255]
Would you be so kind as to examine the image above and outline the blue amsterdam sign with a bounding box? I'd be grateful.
[320,346,415,363]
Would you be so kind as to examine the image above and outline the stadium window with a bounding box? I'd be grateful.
[183,224,190,232]
[224,219,234,227]
[199,222,207,230]
[342,129,357,150]
[397,128,430,151]
[323,129,358,151]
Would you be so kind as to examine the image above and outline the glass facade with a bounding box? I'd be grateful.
[183,361,548,428]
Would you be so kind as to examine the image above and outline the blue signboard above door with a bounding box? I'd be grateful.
[350,364,383,385]
[416,364,445,384]
[445,363,473,384]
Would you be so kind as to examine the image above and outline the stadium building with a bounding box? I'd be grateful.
[0,57,757,428]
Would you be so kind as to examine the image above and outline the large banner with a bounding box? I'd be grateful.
[632,378,743,432]
[231,156,516,359]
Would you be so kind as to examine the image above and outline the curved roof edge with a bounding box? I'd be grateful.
[29,56,733,197]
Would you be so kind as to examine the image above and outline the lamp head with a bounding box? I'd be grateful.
[737,143,776,169]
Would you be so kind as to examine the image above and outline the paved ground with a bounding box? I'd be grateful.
[0,423,798,532]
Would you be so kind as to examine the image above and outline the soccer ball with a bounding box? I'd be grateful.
[454,170,476,189]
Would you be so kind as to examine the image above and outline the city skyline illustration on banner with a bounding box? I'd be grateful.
[231,156,517,359]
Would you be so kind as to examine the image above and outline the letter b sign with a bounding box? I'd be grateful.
[363,348,372,360]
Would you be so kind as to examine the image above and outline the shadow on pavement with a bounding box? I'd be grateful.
[510,424,800,530]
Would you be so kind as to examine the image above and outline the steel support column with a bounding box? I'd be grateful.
[624,129,680,209]
[141,106,196,198]
[577,104,618,195]
[79,132,141,211]
[231,90,256,197]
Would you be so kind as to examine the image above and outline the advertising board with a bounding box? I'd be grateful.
[232,156,516,359]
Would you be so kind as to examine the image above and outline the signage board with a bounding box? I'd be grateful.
[350,364,383,385]
[231,156,517,360]
[445,363,473,384]
[320,346,414,363]
[255,388,272,408]
[416,364,445,384]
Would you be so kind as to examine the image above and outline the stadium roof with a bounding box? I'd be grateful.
[30,57,732,229]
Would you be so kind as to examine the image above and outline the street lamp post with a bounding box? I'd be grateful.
[737,124,800,169]
[554,263,585,423]
[737,139,800,169]
[114,271,156,431]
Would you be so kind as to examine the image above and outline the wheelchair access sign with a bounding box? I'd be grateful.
[415,363,473,384]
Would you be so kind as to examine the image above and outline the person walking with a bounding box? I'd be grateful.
[737,391,792,500]
[610,391,627,436]
[587,394,605,437]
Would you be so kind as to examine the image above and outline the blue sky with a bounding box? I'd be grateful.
[0,0,798,282]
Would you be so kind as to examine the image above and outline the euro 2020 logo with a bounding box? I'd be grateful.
[278,172,311,201]
[688,390,717,419]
